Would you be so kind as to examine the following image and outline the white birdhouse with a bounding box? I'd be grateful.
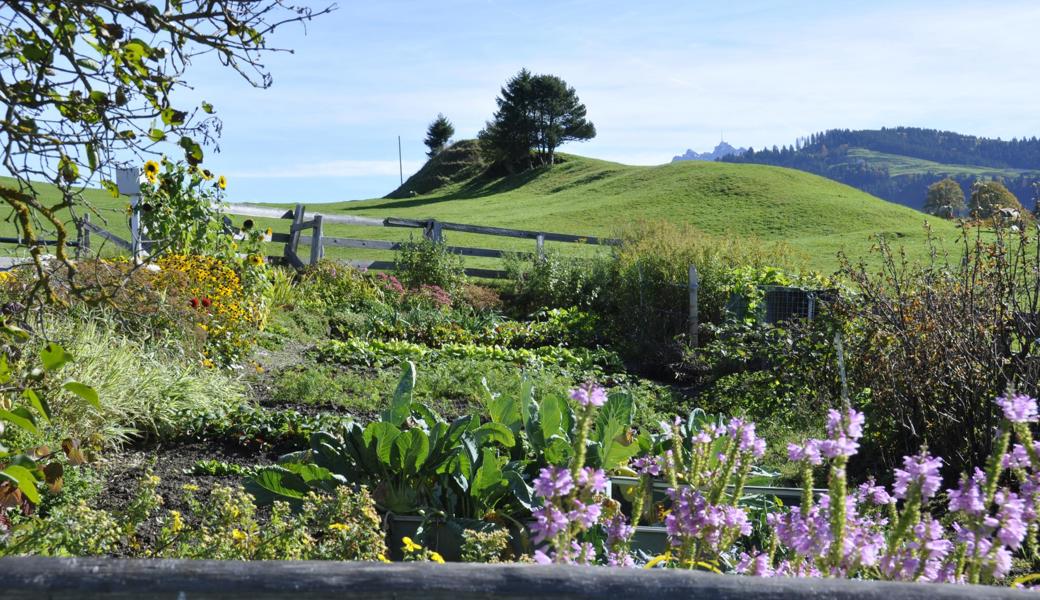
[115,166,141,197]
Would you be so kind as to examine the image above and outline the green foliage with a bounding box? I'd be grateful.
[0,320,99,512]
[139,158,231,257]
[316,338,621,376]
[394,237,466,297]
[41,317,246,446]
[272,366,345,407]
[479,69,596,169]
[969,179,1025,218]
[924,177,966,218]
[460,527,513,563]
[155,483,386,561]
[839,224,1040,477]
[297,260,385,314]
[0,1,329,291]
[424,114,455,158]
[250,363,532,521]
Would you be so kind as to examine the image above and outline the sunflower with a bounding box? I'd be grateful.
[217,175,227,190]
[199,167,214,181]
[143,160,159,183]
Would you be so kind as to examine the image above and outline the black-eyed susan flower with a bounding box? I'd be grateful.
[217,175,227,190]
[248,254,263,267]
[143,160,159,183]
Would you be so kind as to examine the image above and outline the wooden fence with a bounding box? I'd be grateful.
[0,557,1028,599]
[223,203,619,279]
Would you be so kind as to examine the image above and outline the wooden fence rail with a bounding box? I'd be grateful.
[0,557,1028,600]
[224,203,619,278]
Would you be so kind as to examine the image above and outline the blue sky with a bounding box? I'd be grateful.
[175,0,1040,203]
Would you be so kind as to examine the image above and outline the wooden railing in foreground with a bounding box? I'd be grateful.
[224,203,619,278]
[0,557,1025,600]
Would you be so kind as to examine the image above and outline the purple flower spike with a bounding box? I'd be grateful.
[570,382,607,408]
[996,393,1039,424]
[893,453,943,501]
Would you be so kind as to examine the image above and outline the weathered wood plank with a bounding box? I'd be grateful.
[83,221,132,251]
[383,217,618,246]
[0,557,1027,600]
[0,236,79,247]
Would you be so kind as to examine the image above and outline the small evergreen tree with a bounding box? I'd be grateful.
[924,178,966,218]
[479,69,595,171]
[969,179,1024,219]
[424,114,455,158]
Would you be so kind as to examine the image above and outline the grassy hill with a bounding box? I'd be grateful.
[0,149,964,274]
[250,147,963,273]
[723,128,1040,212]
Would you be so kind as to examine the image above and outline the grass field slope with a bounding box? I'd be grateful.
[0,143,963,273]
[296,142,961,272]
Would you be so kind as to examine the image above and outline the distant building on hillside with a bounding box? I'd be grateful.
[672,141,747,163]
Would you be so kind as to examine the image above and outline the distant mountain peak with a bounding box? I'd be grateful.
[672,141,747,162]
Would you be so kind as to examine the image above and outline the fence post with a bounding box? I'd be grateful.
[536,234,545,260]
[688,264,699,347]
[310,214,323,265]
[424,219,443,243]
[76,215,90,260]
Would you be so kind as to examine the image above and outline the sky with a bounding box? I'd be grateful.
[171,0,1040,203]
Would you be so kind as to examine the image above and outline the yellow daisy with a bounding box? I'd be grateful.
[217,175,227,190]
[429,551,445,564]
[143,160,159,183]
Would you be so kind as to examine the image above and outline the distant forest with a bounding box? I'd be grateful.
[722,127,1040,212]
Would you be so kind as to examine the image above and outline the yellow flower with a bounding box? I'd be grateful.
[248,254,264,267]
[378,554,391,563]
[265,227,273,237]
[329,523,350,532]
[201,358,215,368]
[199,167,214,181]
[144,160,160,183]
[217,175,227,190]
[169,510,184,534]
[401,536,422,553]
[231,529,247,541]
[429,551,445,564]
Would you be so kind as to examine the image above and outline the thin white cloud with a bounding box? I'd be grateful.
[227,159,425,179]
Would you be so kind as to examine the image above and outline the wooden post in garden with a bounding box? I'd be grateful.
[423,219,443,243]
[310,214,324,265]
[115,166,142,262]
[536,233,545,260]
[76,215,90,259]
[688,264,699,347]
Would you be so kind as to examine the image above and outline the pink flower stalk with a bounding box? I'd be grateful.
[892,453,943,501]
[996,393,1039,423]
[570,382,607,407]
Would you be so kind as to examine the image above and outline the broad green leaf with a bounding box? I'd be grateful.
[472,448,507,501]
[539,395,566,443]
[40,343,71,371]
[0,409,37,435]
[148,128,167,142]
[474,422,515,449]
[22,389,49,424]
[0,465,40,504]
[201,101,215,114]
[390,429,430,475]
[506,469,535,512]
[485,379,521,433]
[364,422,402,466]
[246,466,310,503]
[0,355,10,385]
[62,381,100,409]
[544,436,572,466]
[86,142,98,171]
[382,361,415,426]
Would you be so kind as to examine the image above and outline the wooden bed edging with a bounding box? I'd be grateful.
[0,557,1032,600]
